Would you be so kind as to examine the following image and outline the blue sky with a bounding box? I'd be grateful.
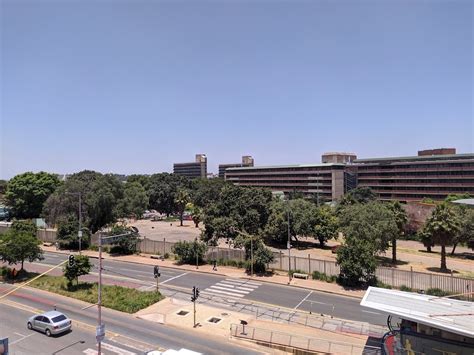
[1,0,472,179]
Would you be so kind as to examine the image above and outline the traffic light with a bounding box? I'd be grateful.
[154,265,160,278]
[191,286,200,302]
[68,254,75,267]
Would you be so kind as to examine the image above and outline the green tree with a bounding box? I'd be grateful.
[336,238,377,287]
[423,203,461,272]
[107,224,140,255]
[118,182,148,218]
[175,189,191,226]
[234,234,274,273]
[0,229,43,271]
[43,170,123,233]
[56,215,91,250]
[444,193,472,203]
[148,173,191,217]
[387,201,408,264]
[172,240,207,265]
[63,255,92,286]
[338,201,398,254]
[313,206,339,247]
[126,174,151,192]
[452,209,474,254]
[0,179,7,202]
[5,172,61,219]
[11,220,38,236]
[191,178,228,208]
[191,206,203,228]
[338,187,376,209]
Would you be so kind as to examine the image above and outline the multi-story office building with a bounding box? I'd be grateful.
[225,149,474,202]
[218,156,254,179]
[354,149,474,201]
[173,154,207,179]
[225,163,349,201]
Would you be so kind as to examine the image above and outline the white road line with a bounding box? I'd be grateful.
[201,289,244,298]
[361,310,381,315]
[210,285,249,294]
[160,272,189,285]
[235,286,256,291]
[240,280,262,286]
[306,300,330,305]
[215,283,236,288]
[14,332,27,337]
[10,333,34,345]
[294,290,313,310]
[101,342,137,355]
[216,283,255,292]
[221,280,259,287]
[83,349,97,355]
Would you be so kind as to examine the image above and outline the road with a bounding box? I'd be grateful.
[0,285,264,355]
[37,252,389,326]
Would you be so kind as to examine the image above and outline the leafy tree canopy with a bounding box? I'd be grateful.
[118,182,148,218]
[5,172,61,219]
[63,255,92,286]
[0,229,43,270]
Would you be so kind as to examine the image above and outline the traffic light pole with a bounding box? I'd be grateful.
[98,233,102,355]
[193,299,196,328]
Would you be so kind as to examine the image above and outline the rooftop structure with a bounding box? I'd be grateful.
[322,152,357,164]
[218,156,254,179]
[173,154,207,179]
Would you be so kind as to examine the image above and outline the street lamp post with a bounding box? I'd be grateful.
[67,192,82,255]
[287,205,291,284]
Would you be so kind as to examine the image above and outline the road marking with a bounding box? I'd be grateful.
[160,272,188,285]
[101,342,137,355]
[210,285,249,294]
[307,300,330,305]
[83,349,97,355]
[14,332,27,337]
[201,289,245,298]
[10,333,34,345]
[220,280,258,288]
[362,310,381,315]
[293,291,313,310]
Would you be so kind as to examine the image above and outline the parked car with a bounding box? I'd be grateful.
[0,206,10,221]
[27,311,72,336]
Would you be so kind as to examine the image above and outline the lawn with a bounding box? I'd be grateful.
[29,275,164,313]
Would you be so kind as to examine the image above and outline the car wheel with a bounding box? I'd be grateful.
[27,322,32,330]
[45,329,51,337]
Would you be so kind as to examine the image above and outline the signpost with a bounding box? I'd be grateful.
[191,286,200,328]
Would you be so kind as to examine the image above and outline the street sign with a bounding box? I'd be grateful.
[96,324,105,342]
[78,230,83,238]
[287,241,291,249]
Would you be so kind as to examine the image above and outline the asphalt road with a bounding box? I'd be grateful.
[0,285,264,355]
[38,252,389,326]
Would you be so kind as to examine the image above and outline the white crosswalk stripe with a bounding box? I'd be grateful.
[202,278,261,299]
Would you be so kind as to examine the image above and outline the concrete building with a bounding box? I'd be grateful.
[322,152,357,164]
[354,149,474,201]
[173,154,207,179]
[225,149,474,202]
[225,163,350,202]
[218,156,254,179]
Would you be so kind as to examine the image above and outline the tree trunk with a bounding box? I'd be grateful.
[180,211,184,226]
[426,245,432,253]
[440,244,447,272]
[21,260,24,271]
[319,237,325,248]
[451,243,457,255]
[392,237,397,264]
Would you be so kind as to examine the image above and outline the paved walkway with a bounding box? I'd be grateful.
[41,245,366,299]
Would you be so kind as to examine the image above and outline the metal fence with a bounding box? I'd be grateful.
[230,323,381,355]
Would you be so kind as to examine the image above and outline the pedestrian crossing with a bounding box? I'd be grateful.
[201,278,262,298]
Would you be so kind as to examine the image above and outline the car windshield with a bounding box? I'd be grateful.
[51,315,67,322]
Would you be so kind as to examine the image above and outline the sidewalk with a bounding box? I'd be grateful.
[41,245,366,299]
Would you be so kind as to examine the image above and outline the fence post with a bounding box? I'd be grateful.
[163,237,166,255]
[323,260,327,275]
[430,273,433,289]
[279,251,283,270]
[451,271,454,293]
[410,267,413,289]
[391,268,394,287]
[308,254,311,274]
[293,256,296,272]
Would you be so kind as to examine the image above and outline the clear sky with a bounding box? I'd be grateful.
[1,0,472,179]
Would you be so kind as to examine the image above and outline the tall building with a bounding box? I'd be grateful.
[218,156,254,179]
[173,154,207,179]
[354,149,474,201]
[225,163,349,202]
[225,149,474,202]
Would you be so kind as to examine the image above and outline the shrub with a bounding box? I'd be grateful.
[375,280,392,289]
[399,285,413,292]
[426,288,451,297]
[172,240,207,265]
[163,252,170,259]
[311,271,337,283]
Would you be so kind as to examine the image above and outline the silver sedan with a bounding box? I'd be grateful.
[27,311,72,336]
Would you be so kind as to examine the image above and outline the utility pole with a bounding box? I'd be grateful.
[78,193,82,255]
[195,238,199,269]
[287,206,291,284]
[97,232,103,354]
